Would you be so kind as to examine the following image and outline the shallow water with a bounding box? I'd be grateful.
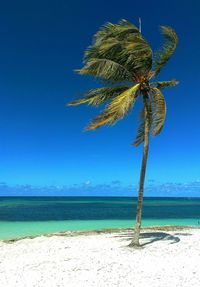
[0,197,199,240]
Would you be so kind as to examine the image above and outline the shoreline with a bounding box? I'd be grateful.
[2,224,198,243]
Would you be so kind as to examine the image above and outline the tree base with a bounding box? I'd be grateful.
[128,228,141,248]
[128,241,143,248]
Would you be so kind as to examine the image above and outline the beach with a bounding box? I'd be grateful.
[0,227,200,287]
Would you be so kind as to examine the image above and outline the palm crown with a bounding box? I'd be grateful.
[69,20,178,146]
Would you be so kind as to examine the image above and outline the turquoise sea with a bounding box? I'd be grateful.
[0,197,200,240]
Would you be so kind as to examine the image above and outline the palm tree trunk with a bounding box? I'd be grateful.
[129,93,150,247]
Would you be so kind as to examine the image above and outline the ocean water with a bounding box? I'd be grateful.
[0,196,200,240]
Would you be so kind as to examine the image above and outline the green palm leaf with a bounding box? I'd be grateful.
[68,86,131,106]
[133,108,145,147]
[153,26,178,76]
[134,100,152,146]
[120,38,152,79]
[150,88,166,135]
[86,84,140,130]
[76,58,132,83]
[84,38,122,63]
[94,20,140,46]
[78,20,153,82]
[151,80,179,89]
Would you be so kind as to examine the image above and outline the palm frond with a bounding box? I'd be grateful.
[80,20,153,81]
[76,58,132,83]
[133,100,152,146]
[151,80,179,89]
[150,87,166,136]
[133,108,145,147]
[153,26,178,76]
[94,20,140,46]
[86,84,140,130]
[84,37,152,80]
[84,38,122,63]
[120,36,152,78]
[68,86,131,106]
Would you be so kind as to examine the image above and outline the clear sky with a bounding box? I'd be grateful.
[0,0,200,196]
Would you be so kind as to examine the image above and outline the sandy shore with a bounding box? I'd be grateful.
[0,227,200,287]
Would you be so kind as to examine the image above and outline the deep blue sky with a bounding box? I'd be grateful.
[0,0,199,196]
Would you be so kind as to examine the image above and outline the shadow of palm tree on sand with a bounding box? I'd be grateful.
[113,231,192,246]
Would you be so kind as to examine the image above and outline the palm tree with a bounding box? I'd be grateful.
[68,20,178,246]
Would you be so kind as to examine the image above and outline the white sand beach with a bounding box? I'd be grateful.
[0,227,200,287]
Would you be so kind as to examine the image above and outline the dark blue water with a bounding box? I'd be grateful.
[0,196,200,221]
[0,197,199,240]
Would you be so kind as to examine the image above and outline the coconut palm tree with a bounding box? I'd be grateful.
[68,20,178,246]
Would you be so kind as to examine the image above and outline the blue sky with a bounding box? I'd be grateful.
[0,0,199,196]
